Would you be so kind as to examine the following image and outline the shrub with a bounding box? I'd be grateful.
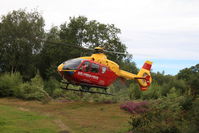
[0,73,23,97]
[16,74,51,103]
[186,98,199,133]
[52,88,64,98]
[44,78,60,96]
[93,95,118,104]
[0,72,51,103]
[142,82,161,100]
[179,95,194,110]
[120,101,148,114]
[166,87,179,98]
[129,83,142,100]
[128,96,199,133]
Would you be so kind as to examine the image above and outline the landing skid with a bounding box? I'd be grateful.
[61,87,113,96]
[61,80,113,96]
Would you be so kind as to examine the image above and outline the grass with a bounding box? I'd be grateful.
[0,104,58,133]
[0,98,130,133]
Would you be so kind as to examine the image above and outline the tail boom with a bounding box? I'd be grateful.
[118,60,152,91]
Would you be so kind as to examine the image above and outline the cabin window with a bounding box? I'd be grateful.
[80,61,90,72]
[91,63,99,73]
[63,58,85,70]
[101,66,107,74]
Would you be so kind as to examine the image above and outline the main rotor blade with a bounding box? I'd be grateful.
[104,50,132,57]
[38,38,132,56]
[40,39,94,51]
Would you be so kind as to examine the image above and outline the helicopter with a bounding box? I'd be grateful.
[56,46,152,95]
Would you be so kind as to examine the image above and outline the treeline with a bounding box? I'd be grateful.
[0,9,133,81]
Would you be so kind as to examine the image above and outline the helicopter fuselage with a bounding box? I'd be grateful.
[58,58,118,88]
[58,52,152,91]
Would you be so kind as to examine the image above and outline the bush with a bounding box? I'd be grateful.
[128,96,199,133]
[166,87,179,98]
[129,83,142,100]
[14,74,51,103]
[0,73,23,97]
[186,98,199,133]
[92,94,118,103]
[0,72,50,103]
[52,88,64,98]
[44,78,60,96]
[120,101,148,114]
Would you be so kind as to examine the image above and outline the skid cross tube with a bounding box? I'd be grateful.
[61,87,113,96]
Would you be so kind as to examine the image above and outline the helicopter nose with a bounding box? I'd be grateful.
[57,64,64,72]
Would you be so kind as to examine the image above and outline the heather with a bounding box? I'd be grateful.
[128,96,199,133]
[120,101,148,114]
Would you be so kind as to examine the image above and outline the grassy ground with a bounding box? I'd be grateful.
[0,98,130,133]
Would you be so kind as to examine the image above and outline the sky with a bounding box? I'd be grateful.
[0,0,199,75]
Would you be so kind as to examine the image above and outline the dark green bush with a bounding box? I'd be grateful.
[0,73,51,103]
[52,88,64,98]
[179,95,194,110]
[44,78,60,96]
[129,83,142,99]
[183,98,199,133]
[0,73,23,97]
[142,82,161,100]
[18,74,51,102]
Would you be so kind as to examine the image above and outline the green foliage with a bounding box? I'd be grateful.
[0,9,45,80]
[179,95,194,110]
[152,72,173,85]
[59,16,127,63]
[178,64,199,96]
[185,98,199,133]
[44,78,60,96]
[142,82,161,99]
[143,72,189,99]
[120,59,138,74]
[166,87,178,98]
[52,88,64,98]
[129,83,142,100]
[129,96,199,133]
[18,74,51,103]
[0,73,22,97]
[0,73,51,103]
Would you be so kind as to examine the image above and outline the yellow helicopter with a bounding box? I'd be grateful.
[57,46,152,95]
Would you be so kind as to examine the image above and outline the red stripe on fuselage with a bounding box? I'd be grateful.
[142,63,152,71]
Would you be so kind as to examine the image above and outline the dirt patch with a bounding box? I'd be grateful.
[58,131,70,133]
[18,107,29,112]
[54,119,70,133]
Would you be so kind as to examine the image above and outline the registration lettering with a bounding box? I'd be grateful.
[77,72,99,80]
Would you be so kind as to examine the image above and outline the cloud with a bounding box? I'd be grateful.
[122,30,199,60]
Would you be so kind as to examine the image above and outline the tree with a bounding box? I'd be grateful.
[38,26,74,79]
[178,64,199,96]
[0,9,45,80]
[60,16,128,63]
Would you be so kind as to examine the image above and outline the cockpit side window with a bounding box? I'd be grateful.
[101,66,107,74]
[80,61,90,72]
[91,63,99,73]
